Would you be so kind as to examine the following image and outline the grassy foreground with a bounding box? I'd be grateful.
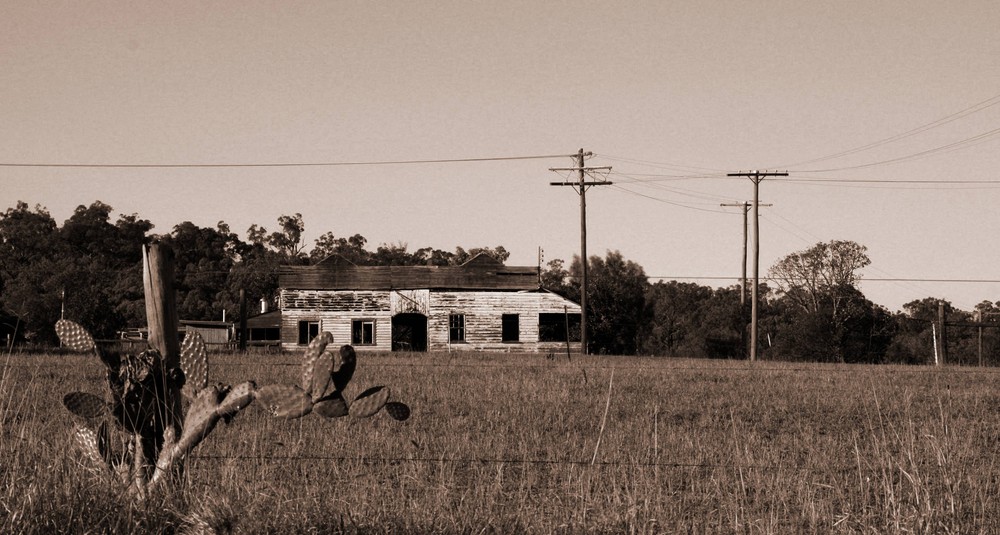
[1,350,998,534]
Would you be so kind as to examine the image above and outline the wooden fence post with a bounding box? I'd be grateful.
[142,244,184,445]
[143,244,180,365]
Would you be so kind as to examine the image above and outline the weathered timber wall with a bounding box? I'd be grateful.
[426,291,581,352]
[280,290,393,350]
[389,289,430,315]
[279,288,580,353]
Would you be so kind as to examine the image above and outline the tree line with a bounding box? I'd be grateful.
[0,201,511,344]
[1,201,996,364]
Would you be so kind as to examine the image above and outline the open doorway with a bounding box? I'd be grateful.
[392,313,428,351]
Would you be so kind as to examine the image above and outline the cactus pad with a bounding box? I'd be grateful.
[257,384,313,419]
[63,392,110,420]
[56,319,97,353]
[331,345,357,391]
[384,401,411,421]
[349,386,389,418]
[180,331,208,399]
[73,425,106,471]
[302,332,334,398]
[216,381,257,419]
[310,351,338,401]
[313,393,349,418]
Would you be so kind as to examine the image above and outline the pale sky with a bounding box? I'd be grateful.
[3,1,1000,312]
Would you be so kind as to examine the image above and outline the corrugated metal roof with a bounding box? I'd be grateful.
[280,253,541,291]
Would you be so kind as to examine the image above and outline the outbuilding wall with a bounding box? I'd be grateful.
[279,288,580,353]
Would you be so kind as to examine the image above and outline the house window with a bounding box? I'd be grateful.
[539,313,581,342]
[449,314,466,343]
[352,319,376,345]
[501,314,519,342]
[298,320,320,345]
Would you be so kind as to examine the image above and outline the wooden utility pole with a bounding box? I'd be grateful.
[937,301,947,366]
[720,201,772,306]
[721,200,771,360]
[726,171,787,361]
[239,289,248,352]
[550,149,612,355]
[976,310,983,367]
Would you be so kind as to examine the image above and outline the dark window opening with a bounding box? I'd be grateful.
[352,319,376,345]
[298,320,320,345]
[449,314,466,343]
[392,313,428,351]
[502,314,519,342]
[539,313,581,342]
[248,327,280,341]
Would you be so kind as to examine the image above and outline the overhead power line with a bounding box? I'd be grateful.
[610,171,735,201]
[612,172,1000,186]
[791,124,1000,173]
[601,92,1000,181]
[0,153,575,169]
[602,170,1000,188]
[778,177,1000,184]
[609,184,732,214]
[594,153,728,174]
[781,91,1000,168]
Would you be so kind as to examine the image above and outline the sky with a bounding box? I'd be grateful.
[3,0,1000,313]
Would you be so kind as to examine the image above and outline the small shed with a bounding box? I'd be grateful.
[278,254,581,352]
[179,320,233,347]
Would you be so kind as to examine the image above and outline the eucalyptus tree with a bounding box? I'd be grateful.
[578,250,649,355]
[247,213,307,262]
[310,232,370,264]
[161,221,241,322]
[767,240,894,362]
[768,239,870,317]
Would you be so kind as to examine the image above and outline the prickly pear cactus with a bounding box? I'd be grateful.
[60,318,410,497]
[57,319,257,494]
[257,332,410,422]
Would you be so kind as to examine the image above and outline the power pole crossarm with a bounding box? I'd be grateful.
[550,149,612,355]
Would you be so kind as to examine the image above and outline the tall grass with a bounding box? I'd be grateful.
[1,350,998,533]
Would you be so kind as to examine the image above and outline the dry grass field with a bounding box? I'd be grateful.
[2,349,999,533]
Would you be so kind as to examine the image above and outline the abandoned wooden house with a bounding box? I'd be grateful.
[278,253,581,352]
